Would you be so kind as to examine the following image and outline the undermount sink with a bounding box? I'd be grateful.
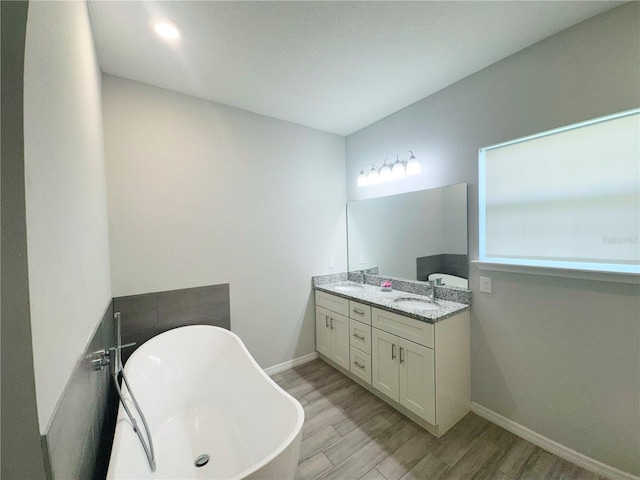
[333,284,364,293]
[393,298,440,311]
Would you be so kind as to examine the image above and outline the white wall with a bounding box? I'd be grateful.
[23,2,112,432]
[346,4,639,476]
[102,75,346,369]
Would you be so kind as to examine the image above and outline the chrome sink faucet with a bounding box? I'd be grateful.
[427,280,435,301]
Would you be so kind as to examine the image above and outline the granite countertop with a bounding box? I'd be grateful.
[314,281,470,324]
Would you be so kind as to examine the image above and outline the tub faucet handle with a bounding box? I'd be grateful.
[91,349,110,371]
[90,344,134,371]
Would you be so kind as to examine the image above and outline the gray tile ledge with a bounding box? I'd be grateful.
[314,282,469,324]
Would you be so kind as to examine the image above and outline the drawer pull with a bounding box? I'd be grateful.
[391,343,396,360]
[353,360,365,370]
[353,308,365,315]
[352,332,365,340]
[399,346,404,364]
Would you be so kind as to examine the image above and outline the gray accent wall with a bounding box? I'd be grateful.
[346,4,640,475]
[0,2,48,478]
[42,303,116,480]
[114,284,231,363]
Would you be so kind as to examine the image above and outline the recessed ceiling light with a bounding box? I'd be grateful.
[152,20,180,40]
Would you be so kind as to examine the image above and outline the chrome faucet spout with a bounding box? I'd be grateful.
[427,280,435,301]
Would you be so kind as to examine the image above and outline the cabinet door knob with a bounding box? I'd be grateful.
[399,346,404,364]
[330,317,334,329]
[391,343,396,360]
[325,315,329,328]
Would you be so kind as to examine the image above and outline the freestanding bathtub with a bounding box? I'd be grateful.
[107,325,304,479]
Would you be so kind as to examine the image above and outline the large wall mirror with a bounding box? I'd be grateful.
[347,183,469,288]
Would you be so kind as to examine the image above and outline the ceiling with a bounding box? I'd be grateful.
[88,1,624,136]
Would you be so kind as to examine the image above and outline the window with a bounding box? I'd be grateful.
[479,109,639,275]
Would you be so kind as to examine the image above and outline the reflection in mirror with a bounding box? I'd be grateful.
[347,183,468,289]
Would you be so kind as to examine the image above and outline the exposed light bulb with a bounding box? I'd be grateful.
[357,170,369,187]
[379,163,392,182]
[153,20,180,40]
[368,166,380,185]
[406,152,421,175]
[391,158,405,179]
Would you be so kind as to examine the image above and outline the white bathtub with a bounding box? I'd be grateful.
[107,326,304,479]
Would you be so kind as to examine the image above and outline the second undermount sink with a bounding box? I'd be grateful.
[393,298,440,311]
[333,284,365,293]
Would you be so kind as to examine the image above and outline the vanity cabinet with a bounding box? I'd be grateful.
[315,290,470,437]
[315,294,350,370]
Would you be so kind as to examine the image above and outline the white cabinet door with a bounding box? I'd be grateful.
[399,338,435,424]
[332,312,350,370]
[315,306,332,358]
[372,328,399,402]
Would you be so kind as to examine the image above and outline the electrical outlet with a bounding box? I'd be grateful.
[360,253,367,265]
[328,257,335,269]
[480,276,492,293]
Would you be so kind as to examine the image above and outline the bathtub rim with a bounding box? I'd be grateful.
[120,324,305,480]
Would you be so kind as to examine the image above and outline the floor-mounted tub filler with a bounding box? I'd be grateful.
[106,325,304,479]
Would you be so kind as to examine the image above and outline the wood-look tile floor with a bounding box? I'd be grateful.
[271,359,608,480]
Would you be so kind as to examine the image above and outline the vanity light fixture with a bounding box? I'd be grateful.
[356,151,421,187]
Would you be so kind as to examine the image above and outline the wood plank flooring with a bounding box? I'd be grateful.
[271,359,608,480]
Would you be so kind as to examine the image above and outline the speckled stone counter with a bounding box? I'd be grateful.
[314,281,470,324]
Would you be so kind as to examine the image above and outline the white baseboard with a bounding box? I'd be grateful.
[471,402,639,480]
[264,352,319,376]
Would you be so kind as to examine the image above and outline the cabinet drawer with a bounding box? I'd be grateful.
[349,319,371,355]
[315,291,349,316]
[372,307,434,349]
[350,348,371,385]
[349,300,371,324]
